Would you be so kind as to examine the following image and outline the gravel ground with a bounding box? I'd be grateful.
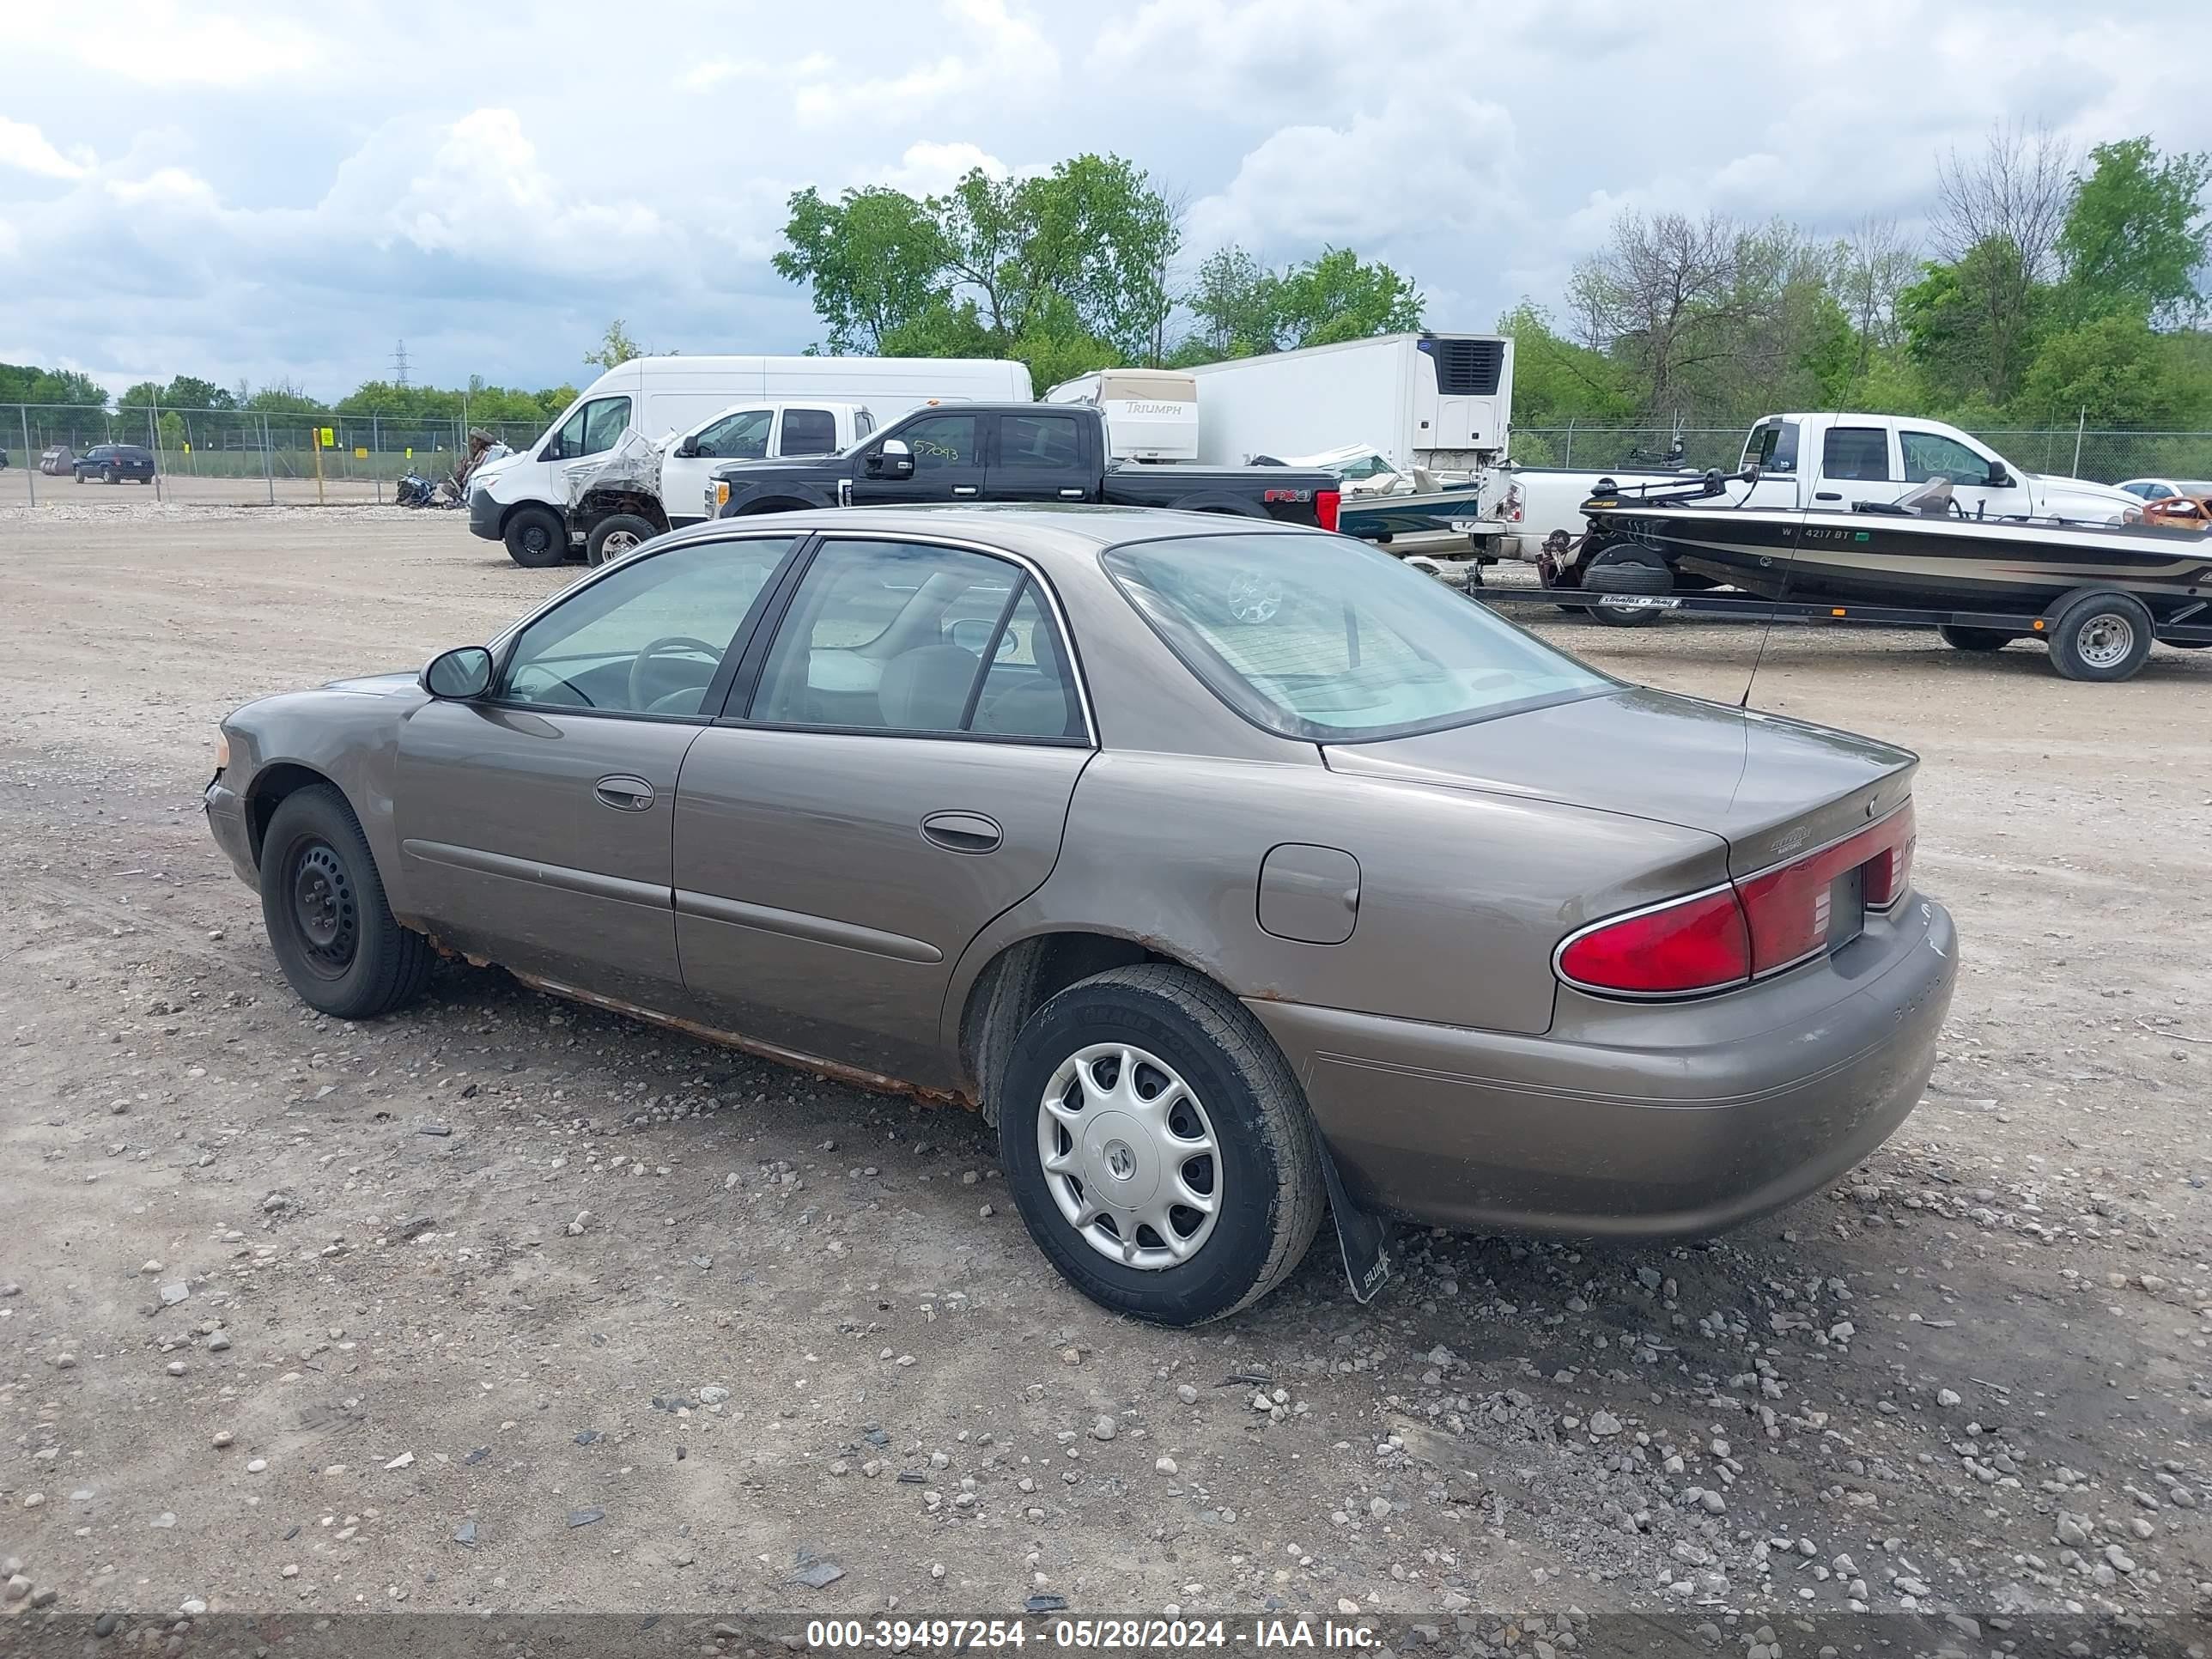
[2,507,2209,1649]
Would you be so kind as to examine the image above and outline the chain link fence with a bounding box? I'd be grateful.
[2,404,548,507]
[1507,422,2212,485]
[14,403,2212,509]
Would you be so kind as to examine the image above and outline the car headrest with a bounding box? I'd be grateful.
[877,643,979,732]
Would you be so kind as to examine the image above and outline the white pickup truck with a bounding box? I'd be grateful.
[560,399,874,564]
[1503,412,2140,562]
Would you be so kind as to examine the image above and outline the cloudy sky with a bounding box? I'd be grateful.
[3,0,2205,400]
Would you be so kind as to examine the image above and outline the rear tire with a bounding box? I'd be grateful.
[2047,591,2154,683]
[503,505,567,568]
[585,513,658,567]
[1937,624,2012,653]
[258,785,432,1020]
[998,964,1325,1325]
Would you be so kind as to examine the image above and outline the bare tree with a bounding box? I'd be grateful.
[1929,123,2075,397]
[1836,216,1920,376]
[1568,210,1741,415]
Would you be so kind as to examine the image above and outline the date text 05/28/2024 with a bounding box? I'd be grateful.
[802,1619,1379,1650]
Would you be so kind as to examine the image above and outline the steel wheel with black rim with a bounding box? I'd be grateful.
[502,504,567,568]
[258,783,433,1019]
[999,963,1325,1324]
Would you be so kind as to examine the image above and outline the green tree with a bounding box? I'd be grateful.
[1493,301,1633,427]
[2015,311,2175,426]
[772,185,947,353]
[1176,246,1273,360]
[1269,246,1424,347]
[0,363,107,409]
[2057,137,2212,325]
[774,153,1180,379]
[585,320,647,371]
[164,375,234,410]
[1169,244,1423,363]
[1898,236,2047,406]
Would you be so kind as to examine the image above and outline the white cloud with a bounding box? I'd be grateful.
[15,1,321,86]
[681,52,830,91]
[879,142,1012,197]
[0,117,88,180]
[793,0,1058,126]
[1190,82,1522,254]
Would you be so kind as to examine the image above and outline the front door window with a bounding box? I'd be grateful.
[501,537,794,716]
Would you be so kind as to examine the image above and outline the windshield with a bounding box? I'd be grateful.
[1103,532,1609,742]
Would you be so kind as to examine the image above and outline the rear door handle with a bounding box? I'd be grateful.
[952,484,980,496]
[594,775,655,811]
[1058,487,1084,498]
[1814,490,1841,501]
[921,811,1002,854]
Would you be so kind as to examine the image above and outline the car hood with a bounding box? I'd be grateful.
[1322,685,1917,872]
[2032,474,2138,508]
[324,672,422,695]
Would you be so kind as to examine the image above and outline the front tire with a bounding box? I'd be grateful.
[502,505,567,568]
[2047,591,2154,682]
[585,513,657,567]
[258,784,432,1019]
[999,964,1325,1325]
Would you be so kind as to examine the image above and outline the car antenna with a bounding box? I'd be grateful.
[1737,410,1824,710]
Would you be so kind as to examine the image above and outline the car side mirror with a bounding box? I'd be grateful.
[866,439,915,480]
[1987,463,2014,488]
[422,646,494,700]
[675,438,700,459]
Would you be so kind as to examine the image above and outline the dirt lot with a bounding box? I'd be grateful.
[2,501,2209,1646]
[3,466,404,510]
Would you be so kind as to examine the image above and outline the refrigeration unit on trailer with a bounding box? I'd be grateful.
[1044,368,1199,461]
[1188,332,1514,476]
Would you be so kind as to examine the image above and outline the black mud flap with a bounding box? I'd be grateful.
[1319,1142,1395,1304]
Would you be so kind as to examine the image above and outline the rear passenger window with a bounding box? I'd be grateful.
[1821,427,1890,482]
[781,408,838,455]
[747,539,1083,739]
[997,414,1082,469]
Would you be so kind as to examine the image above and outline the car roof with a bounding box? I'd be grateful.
[652,503,1318,565]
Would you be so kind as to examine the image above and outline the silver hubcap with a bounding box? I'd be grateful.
[2078,615,2135,667]
[604,531,641,557]
[1038,1043,1222,1270]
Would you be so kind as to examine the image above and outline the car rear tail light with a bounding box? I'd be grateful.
[1316,489,1340,532]
[1554,887,1751,997]
[1735,803,1915,973]
[1559,803,1917,998]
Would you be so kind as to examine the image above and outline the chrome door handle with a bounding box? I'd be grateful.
[594,775,655,811]
[921,811,1002,854]
[952,485,980,496]
[1058,488,1084,498]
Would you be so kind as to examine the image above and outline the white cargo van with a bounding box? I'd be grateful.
[1044,368,1199,461]
[467,354,1032,565]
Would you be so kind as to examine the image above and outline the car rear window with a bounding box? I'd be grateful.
[1102,532,1609,742]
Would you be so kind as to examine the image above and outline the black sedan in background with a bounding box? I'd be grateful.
[76,444,157,483]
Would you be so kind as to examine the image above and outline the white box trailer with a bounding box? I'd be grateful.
[1188,332,1513,476]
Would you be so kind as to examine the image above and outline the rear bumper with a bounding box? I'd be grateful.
[1249,896,1957,1237]
[204,776,258,890]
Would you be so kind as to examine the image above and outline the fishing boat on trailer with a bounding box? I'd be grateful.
[1519,472,2212,683]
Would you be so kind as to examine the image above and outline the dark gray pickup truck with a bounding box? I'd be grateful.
[704,403,1341,531]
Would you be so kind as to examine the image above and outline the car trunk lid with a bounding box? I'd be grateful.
[1322,685,1917,875]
